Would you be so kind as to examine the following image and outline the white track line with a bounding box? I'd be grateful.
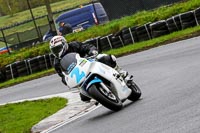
[41,105,101,133]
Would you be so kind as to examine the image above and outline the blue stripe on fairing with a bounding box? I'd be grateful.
[70,67,86,83]
[86,77,102,90]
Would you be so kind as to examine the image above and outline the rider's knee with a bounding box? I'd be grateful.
[96,54,117,68]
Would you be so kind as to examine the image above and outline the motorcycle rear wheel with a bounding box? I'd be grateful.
[127,81,141,101]
[88,84,123,111]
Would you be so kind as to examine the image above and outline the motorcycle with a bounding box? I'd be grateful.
[60,53,141,111]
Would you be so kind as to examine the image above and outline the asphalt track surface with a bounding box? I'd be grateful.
[0,73,68,104]
[52,37,200,133]
[1,36,200,133]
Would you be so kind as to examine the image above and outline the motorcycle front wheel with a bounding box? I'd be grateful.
[88,83,123,111]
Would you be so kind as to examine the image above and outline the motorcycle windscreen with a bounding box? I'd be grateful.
[60,53,78,74]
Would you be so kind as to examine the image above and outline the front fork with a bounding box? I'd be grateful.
[80,76,103,99]
[80,77,118,101]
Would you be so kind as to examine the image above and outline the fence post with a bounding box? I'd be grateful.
[27,0,42,42]
[1,29,10,54]
[16,32,21,44]
[38,26,43,40]
[44,0,57,36]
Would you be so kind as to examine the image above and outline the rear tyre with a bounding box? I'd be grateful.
[88,84,123,111]
[127,81,141,101]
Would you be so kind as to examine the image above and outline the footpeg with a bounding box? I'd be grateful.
[129,75,133,80]
[95,101,99,106]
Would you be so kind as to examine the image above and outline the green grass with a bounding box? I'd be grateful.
[106,26,200,56]
[66,0,200,42]
[0,97,67,133]
[0,42,50,68]
[0,0,91,49]
[1,0,198,40]
[0,0,90,28]
[0,0,91,46]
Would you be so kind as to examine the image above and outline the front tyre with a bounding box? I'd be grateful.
[127,81,141,101]
[88,84,123,111]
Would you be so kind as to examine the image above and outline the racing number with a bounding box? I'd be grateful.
[70,67,85,83]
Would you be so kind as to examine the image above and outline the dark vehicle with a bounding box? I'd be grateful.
[43,2,109,41]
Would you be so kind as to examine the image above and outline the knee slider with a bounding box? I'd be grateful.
[110,55,116,62]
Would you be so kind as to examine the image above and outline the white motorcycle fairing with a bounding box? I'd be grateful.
[61,53,132,101]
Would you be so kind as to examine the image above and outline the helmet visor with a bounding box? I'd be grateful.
[51,44,63,57]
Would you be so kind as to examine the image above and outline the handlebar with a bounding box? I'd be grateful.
[85,54,98,60]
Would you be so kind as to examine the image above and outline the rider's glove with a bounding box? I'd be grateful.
[89,50,98,56]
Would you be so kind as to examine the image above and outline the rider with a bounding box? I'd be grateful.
[49,35,130,102]
[58,21,73,36]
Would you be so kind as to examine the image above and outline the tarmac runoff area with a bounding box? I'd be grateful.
[0,90,100,133]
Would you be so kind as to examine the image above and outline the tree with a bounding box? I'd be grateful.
[0,0,19,16]
[0,0,9,16]
[0,0,63,16]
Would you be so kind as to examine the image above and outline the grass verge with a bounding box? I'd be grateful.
[106,26,200,56]
[66,0,200,42]
[0,0,90,29]
[0,97,67,133]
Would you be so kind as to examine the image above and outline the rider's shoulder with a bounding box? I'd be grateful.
[69,41,82,45]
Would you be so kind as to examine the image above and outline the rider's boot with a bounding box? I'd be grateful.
[80,93,91,103]
[115,65,129,79]
[115,65,134,87]
[125,75,134,87]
